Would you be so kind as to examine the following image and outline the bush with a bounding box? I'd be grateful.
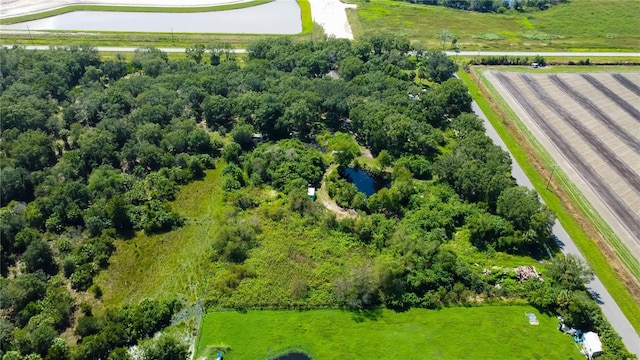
[142,335,189,360]
[70,263,98,291]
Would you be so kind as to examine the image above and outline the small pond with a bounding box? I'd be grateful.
[2,0,301,34]
[344,167,390,197]
[272,352,312,360]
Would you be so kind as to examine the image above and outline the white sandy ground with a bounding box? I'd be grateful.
[308,0,356,39]
[0,0,357,39]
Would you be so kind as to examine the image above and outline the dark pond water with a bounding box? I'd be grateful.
[273,352,312,360]
[344,167,389,197]
[3,0,301,34]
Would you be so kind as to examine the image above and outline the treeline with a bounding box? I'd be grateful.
[395,0,570,13]
[468,54,547,66]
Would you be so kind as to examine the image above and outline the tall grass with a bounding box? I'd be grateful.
[297,0,313,34]
[348,0,640,51]
[94,167,229,308]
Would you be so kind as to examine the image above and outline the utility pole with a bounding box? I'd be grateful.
[546,164,558,190]
[441,29,449,50]
[27,25,34,46]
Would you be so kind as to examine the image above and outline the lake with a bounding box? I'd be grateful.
[344,167,389,197]
[2,0,301,33]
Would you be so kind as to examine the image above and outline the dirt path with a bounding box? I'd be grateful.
[317,165,358,220]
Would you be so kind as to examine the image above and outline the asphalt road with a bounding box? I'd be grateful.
[472,100,640,357]
[3,45,640,58]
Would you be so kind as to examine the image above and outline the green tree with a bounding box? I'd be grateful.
[427,80,470,123]
[548,254,595,291]
[142,335,189,360]
[497,186,554,243]
[202,95,233,129]
[77,128,118,171]
[22,239,56,275]
[0,167,32,206]
[185,44,205,64]
[5,130,55,171]
[450,113,485,137]
[231,123,255,150]
[376,150,392,169]
[46,338,71,360]
[419,50,458,83]
[107,348,132,360]
[338,56,364,81]
[326,132,360,168]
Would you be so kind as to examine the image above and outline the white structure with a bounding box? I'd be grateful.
[583,332,603,359]
[307,187,316,200]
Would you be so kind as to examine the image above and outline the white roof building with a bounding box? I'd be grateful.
[583,332,603,359]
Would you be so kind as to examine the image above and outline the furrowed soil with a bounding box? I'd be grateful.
[481,70,640,296]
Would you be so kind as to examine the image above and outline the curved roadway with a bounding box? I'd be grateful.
[471,100,640,357]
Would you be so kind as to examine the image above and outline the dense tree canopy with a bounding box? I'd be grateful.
[0,36,629,360]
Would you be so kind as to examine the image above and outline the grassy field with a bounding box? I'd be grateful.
[195,307,581,359]
[456,68,640,334]
[94,166,229,309]
[93,161,368,311]
[347,0,640,51]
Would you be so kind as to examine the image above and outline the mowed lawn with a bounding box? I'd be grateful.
[196,307,581,359]
[347,0,640,51]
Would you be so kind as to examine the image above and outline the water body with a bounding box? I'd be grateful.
[272,353,312,360]
[2,0,301,33]
[344,167,389,197]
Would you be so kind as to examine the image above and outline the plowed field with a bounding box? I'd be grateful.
[485,71,640,263]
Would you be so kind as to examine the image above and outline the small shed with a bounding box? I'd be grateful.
[583,332,603,359]
[307,187,316,200]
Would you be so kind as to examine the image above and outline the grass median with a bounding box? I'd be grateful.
[456,68,640,335]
